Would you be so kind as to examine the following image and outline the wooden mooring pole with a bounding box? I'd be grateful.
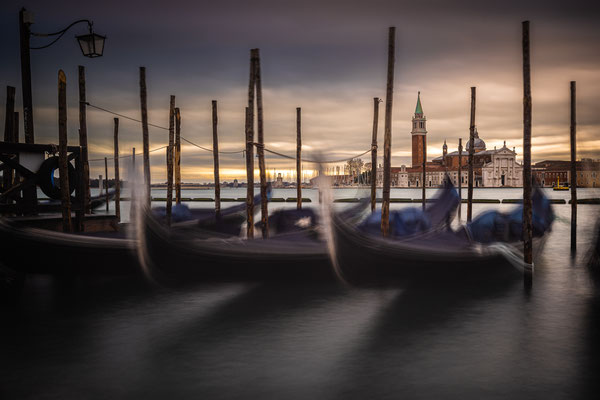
[253,49,269,238]
[458,138,463,221]
[78,66,91,213]
[104,157,109,213]
[296,107,302,210]
[245,106,254,239]
[175,107,182,205]
[422,132,427,210]
[467,87,476,222]
[522,20,533,284]
[140,67,151,206]
[381,27,396,237]
[570,81,577,253]
[113,118,120,222]
[212,100,221,216]
[370,97,380,213]
[166,95,175,226]
[130,147,136,221]
[58,70,72,232]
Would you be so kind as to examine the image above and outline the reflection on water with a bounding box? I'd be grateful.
[2,199,600,398]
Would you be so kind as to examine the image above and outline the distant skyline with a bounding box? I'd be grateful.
[1,0,599,182]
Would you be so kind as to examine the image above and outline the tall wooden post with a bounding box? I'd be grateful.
[381,27,396,237]
[467,87,476,222]
[458,138,463,221]
[104,157,109,213]
[570,81,577,253]
[245,107,254,239]
[296,107,302,210]
[78,66,91,213]
[3,86,16,193]
[19,8,34,144]
[139,67,151,206]
[422,135,427,210]
[212,100,221,216]
[522,20,533,282]
[253,49,269,238]
[175,107,182,204]
[113,118,121,222]
[130,147,136,221]
[166,95,175,226]
[58,70,72,232]
[370,97,380,212]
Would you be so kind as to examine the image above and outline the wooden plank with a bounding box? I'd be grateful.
[166,95,175,226]
[570,81,577,253]
[175,107,182,204]
[58,70,72,232]
[245,106,254,239]
[296,107,302,210]
[114,118,121,222]
[381,27,395,237]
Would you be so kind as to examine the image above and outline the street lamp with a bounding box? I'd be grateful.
[19,7,106,144]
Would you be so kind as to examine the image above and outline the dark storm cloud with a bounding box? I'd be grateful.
[1,0,599,181]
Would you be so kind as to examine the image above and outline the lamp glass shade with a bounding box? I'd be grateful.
[76,32,105,58]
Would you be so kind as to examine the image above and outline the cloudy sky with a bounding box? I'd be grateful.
[1,0,599,182]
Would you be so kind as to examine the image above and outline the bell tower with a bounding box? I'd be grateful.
[411,92,427,167]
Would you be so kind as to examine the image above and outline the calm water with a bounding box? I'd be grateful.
[2,189,600,399]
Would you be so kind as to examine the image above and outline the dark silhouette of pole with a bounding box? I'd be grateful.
[78,65,91,213]
[245,106,254,239]
[166,95,175,226]
[522,21,533,284]
[422,134,427,210]
[458,138,463,221]
[381,27,395,237]
[3,86,16,194]
[370,97,380,213]
[139,67,151,206]
[58,70,72,232]
[212,100,221,216]
[19,8,34,144]
[467,87,476,222]
[570,81,577,253]
[296,107,302,210]
[113,118,120,222]
[130,147,136,221]
[104,156,109,213]
[175,107,181,205]
[253,49,269,238]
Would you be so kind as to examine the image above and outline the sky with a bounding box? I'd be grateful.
[1,0,599,182]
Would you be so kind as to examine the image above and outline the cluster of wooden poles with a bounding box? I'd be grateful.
[11,21,581,281]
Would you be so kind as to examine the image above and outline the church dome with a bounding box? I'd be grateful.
[465,129,486,151]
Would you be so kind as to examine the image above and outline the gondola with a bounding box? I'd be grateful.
[0,192,269,277]
[329,185,554,286]
[139,184,463,284]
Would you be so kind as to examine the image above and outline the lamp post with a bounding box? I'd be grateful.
[18,7,106,144]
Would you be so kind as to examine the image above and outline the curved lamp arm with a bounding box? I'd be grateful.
[30,19,93,50]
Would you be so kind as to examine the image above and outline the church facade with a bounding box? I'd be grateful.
[375,93,523,187]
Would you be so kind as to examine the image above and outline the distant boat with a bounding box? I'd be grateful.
[553,177,569,191]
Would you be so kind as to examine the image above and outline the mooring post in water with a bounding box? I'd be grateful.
[253,49,269,238]
[296,107,302,210]
[570,81,577,253]
[78,66,91,213]
[113,118,120,223]
[371,97,380,213]
[130,148,136,221]
[245,106,254,239]
[58,70,72,232]
[381,27,396,237]
[103,157,109,213]
[166,95,175,226]
[3,86,16,194]
[458,138,463,221]
[139,67,151,207]
[422,127,427,210]
[522,20,533,284]
[175,107,182,205]
[467,87,476,222]
[212,100,221,216]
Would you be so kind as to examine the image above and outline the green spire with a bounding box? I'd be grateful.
[415,91,423,115]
